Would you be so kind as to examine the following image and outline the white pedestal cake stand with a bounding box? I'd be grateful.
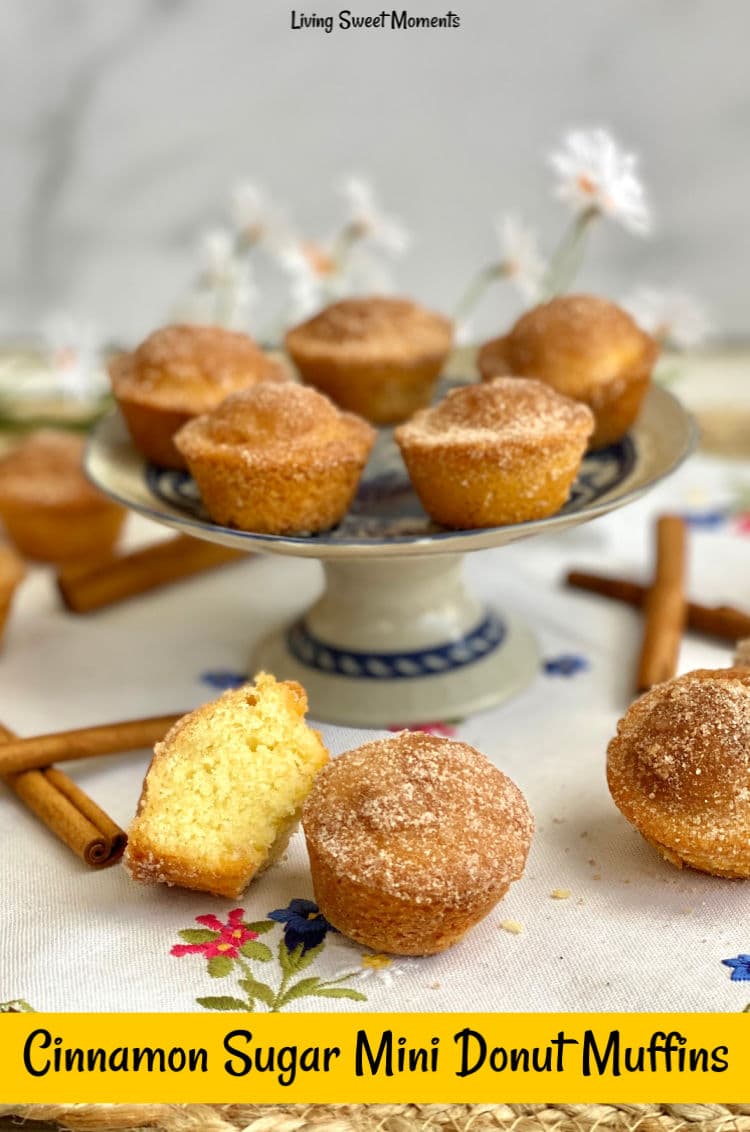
[86,384,695,726]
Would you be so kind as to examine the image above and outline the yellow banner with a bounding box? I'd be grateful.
[2,1013,746,1103]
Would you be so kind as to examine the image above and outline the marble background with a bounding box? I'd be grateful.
[2,0,749,344]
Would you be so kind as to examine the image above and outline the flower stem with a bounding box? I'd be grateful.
[540,206,599,299]
[453,263,506,324]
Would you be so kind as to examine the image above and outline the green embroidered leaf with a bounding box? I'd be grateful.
[275,976,323,1007]
[239,940,273,962]
[196,996,248,1012]
[242,920,274,934]
[239,976,276,1008]
[0,999,34,1013]
[278,938,296,973]
[178,929,220,944]
[309,987,368,1001]
[207,956,234,978]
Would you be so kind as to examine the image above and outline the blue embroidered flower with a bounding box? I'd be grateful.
[199,669,247,691]
[268,899,336,953]
[682,508,728,530]
[543,654,590,677]
[722,955,750,981]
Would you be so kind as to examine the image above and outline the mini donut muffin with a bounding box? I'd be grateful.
[607,668,750,877]
[175,383,376,535]
[302,731,534,955]
[284,296,453,425]
[394,377,594,529]
[477,294,659,449]
[0,430,125,563]
[0,544,24,646]
[109,324,287,469]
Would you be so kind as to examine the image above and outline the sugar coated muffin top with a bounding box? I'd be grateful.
[109,324,287,411]
[0,430,112,509]
[395,376,594,448]
[285,297,453,363]
[175,382,376,465]
[302,730,533,906]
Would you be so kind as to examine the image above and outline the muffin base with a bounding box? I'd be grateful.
[399,440,587,529]
[290,354,447,425]
[0,501,125,563]
[307,841,511,955]
[115,396,193,469]
[185,452,371,535]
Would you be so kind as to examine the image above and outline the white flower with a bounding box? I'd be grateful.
[230,181,292,248]
[453,317,476,347]
[356,952,407,988]
[494,214,546,300]
[548,128,651,235]
[276,240,332,320]
[41,313,106,401]
[623,286,710,350]
[199,227,238,286]
[338,175,410,256]
[193,228,258,328]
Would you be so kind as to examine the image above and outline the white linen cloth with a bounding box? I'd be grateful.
[1,443,749,1014]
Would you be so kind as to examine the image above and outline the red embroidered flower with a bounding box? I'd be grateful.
[388,721,458,738]
[734,513,750,536]
[171,908,258,959]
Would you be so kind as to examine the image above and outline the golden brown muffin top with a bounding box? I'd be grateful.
[0,430,114,510]
[175,382,376,467]
[109,324,287,412]
[395,376,594,448]
[608,669,750,816]
[285,297,453,363]
[302,731,533,906]
[480,295,658,398]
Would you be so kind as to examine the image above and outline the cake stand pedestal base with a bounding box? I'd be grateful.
[250,555,539,727]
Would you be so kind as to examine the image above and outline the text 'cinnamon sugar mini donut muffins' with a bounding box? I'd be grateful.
[0,430,126,563]
[607,667,750,877]
[175,383,376,535]
[302,731,534,955]
[284,296,454,425]
[394,377,594,529]
[477,294,658,449]
[109,323,288,469]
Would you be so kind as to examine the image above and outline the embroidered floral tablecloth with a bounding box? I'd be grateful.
[2,401,750,1014]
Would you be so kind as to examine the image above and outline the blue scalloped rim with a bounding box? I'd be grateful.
[285,612,506,679]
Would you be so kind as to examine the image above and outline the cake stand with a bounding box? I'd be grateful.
[86,384,695,726]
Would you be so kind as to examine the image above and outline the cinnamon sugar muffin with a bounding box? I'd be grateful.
[125,673,329,899]
[285,296,453,424]
[607,668,750,877]
[477,294,658,448]
[175,383,376,535]
[0,544,24,646]
[394,377,594,529]
[0,431,125,562]
[302,731,533,955]
[109,324,287,469]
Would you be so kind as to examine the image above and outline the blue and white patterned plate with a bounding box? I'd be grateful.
[86,383,696,560]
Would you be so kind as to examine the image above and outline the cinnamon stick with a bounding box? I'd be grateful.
[565,570,750,641]
[636,516,688,692]
[0,713,182,777]
[0,725,127,867]
[58,534,246,613]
